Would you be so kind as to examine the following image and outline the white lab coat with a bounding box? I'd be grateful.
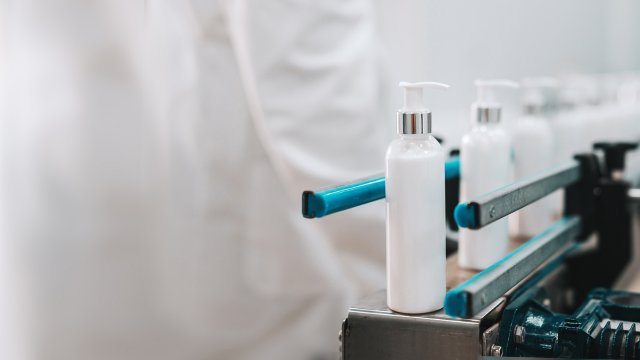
[1,0,389,359]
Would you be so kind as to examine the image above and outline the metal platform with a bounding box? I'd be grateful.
[342,289,504,360]
[341,240,576,360]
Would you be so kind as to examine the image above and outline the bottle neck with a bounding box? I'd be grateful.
[471,122,499,131]
[524,103,548,116]
[399,133,431,140]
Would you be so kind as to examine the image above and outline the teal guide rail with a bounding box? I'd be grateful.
[302,157,460,219]
[446,156,589,318]
[444,215,582,318]
[454,159,580,229]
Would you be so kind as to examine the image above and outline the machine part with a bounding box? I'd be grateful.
[302,173,385,219]
[445,156,461,179]
[564,153,601,239]
[490,345,503,356]
[513,325,526,344]
[445,237,458,257]
[445,216,581,318]
[338,319,346,357]
[342,239,578,360]
[446,149,461,232]
[569,176,634,301]
[301,157,460,219]
[567,143,636,300]
[498,287,640,358]
[454,159,580,229]
[593,180,633,291]
[482,323,501,355]
[594,142,638,179]
[631,188,640,205]
[341,290,504,360]
[337,144,637,358]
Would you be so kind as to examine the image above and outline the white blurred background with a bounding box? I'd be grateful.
[376,0,640,144]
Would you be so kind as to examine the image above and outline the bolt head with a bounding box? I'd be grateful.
[490,344,503,357]
[513,325,526,344]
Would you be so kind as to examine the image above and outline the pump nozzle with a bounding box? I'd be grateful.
[397,82,450,135]
[472,79,519,124]
[399,82,450,112]
[474,79,519,105]
[522,77,559,89]
[521,77,559,115]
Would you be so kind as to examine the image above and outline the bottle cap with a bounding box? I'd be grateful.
[472,79,519,124]
[521,77,559,115]
[398,82,450,134]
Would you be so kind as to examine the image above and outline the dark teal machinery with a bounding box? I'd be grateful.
[302,142,640,359]
[499,287,640,358]
[493,142,640,359]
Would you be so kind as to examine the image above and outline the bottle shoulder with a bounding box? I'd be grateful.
[462,125,511,147]
[386,135,444,159]
[512,117,552,137]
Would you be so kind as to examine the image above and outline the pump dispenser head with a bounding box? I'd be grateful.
[521,77,559,115]
[398,82,450,135]
[472,79,519,124]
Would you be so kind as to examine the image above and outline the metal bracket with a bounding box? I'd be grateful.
[564,153,601,239]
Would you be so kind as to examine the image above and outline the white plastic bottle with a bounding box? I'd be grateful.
[386,81,449,314]
[459,80,518,270]
[511,78,557,238]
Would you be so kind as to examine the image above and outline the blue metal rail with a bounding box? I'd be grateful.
[302,157,460,219]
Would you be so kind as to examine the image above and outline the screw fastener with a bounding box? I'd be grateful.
[490,344,503,357]
[513,325,526,344]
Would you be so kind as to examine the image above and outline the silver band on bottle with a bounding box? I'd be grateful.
[524,104,543,116]
[397,112,432,134]
[476,107,501,123]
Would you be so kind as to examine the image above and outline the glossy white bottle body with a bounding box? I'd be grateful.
[459,124,511,270]
[386,134,445,314]
[512,115,554,237]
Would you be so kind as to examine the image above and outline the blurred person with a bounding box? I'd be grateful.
[1,0,389,359]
